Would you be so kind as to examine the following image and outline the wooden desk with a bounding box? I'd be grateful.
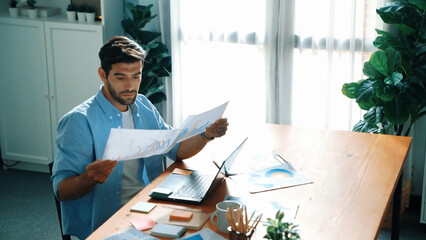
[88,124,411,240]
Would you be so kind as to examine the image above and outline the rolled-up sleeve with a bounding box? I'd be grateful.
[51,112,94,198]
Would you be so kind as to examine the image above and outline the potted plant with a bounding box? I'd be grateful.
[7,0,19,17]
[66,4,76,21]
[26,0,37,19]
[85,6,95,23]
[264,210,300,240]
[121,2,172,104]
[341,0,425,227]
[342,0,426,137]
[77,5,86,23]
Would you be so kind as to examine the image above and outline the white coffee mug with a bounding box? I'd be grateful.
[210,200,242,233]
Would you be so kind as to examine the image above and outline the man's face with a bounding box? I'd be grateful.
[99,61,142,112]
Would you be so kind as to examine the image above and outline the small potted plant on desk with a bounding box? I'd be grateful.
[26,0,37,19]
[85,6,95,23]
[7,0,19,17]
[264,210,300,240]
[66,4,76,21]
[77,5,86,23]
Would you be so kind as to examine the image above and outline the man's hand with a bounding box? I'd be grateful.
[204,118,229,139]
[57,159,117,201]
[86,159,118,184]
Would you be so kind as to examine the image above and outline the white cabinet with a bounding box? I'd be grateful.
[44,21,104,141]
[0,18,53,166]
[0,1,123,172]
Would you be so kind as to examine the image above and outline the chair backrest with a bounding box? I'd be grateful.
[48,162,71,240]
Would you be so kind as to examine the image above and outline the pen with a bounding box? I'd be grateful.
[273,153,297,172]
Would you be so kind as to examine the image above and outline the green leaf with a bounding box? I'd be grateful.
[363,62,385,79]
[369,51,389,76]
[384,97,410,125]
[148,43,170,59]
[135,31,161,45]
[374,80,397,101]
[391,72,403,85]
[385,47,402,73]
[147,91,166,104]
[377,1,422,30]
[342,82,360,99]
[409,0,426,10]
[396,24,417,37]
[356,80,376,110]
[352,120,373,133]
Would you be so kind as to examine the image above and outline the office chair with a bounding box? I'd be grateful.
[48,162,71,240]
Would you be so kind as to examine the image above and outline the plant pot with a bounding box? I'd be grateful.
[66,11,76,21]
[8,7,19,17]
[27,9,38,19]
[77,12,86,23]
[86,12,95,23]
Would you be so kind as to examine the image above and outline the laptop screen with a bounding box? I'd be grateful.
[221,137,248,176]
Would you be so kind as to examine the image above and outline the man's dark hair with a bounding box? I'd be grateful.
[98,36,147,77]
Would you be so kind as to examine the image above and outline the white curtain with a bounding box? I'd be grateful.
[168,0,382,131]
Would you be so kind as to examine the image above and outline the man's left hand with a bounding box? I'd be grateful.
[204,118,229,139]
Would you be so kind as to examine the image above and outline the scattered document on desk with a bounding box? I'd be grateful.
[224,195,299,222]
[102,101,228,161]
[102,226,158,240]
[215,150,283,175]
[177,228,227,240]
[230,164,312,193]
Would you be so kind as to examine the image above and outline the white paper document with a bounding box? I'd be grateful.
[102,128,181,161]
[102,101,228,161]
[177,101,228,142]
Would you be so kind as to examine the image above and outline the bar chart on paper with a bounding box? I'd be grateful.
[177,101,229,142]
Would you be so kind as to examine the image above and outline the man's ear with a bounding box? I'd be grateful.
[98,67,107,84]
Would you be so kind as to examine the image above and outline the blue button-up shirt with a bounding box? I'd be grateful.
[51,86,179,239]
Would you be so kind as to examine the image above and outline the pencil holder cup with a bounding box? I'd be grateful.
[228,226,254,240]
[210,200,242,233]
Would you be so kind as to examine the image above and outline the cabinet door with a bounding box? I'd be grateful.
[44,22,103,141]
[0,18,53,164]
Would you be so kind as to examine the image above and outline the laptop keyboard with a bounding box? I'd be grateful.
[174,172,213,199]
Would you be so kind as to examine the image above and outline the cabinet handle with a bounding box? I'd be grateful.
[50,95,54,99]
[45,94,49,98]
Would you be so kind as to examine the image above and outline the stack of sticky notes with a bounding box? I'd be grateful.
[169,209,193,221]
[130,202,157,213]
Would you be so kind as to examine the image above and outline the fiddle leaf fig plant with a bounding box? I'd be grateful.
[264,210,300,240]
[342,0,426,136]
[121,2,171,104]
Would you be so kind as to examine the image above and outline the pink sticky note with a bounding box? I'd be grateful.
[130,215,156,231]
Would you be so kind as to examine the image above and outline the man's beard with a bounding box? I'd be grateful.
[106,79,137,106]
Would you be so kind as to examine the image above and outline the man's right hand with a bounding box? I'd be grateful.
[86,159,118,184]
[57,159,118,201]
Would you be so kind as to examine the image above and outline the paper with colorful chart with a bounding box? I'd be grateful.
[230,164,312,193]
[102,101,228,161]
[102,128,182,160]
[177,101,229,142]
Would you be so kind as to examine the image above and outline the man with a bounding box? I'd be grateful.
[51,36,228,239]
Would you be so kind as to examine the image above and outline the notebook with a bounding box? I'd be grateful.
[149,204,210,230]
[149,137,247,204]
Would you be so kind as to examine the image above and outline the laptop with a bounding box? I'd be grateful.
[149,137,248,204]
